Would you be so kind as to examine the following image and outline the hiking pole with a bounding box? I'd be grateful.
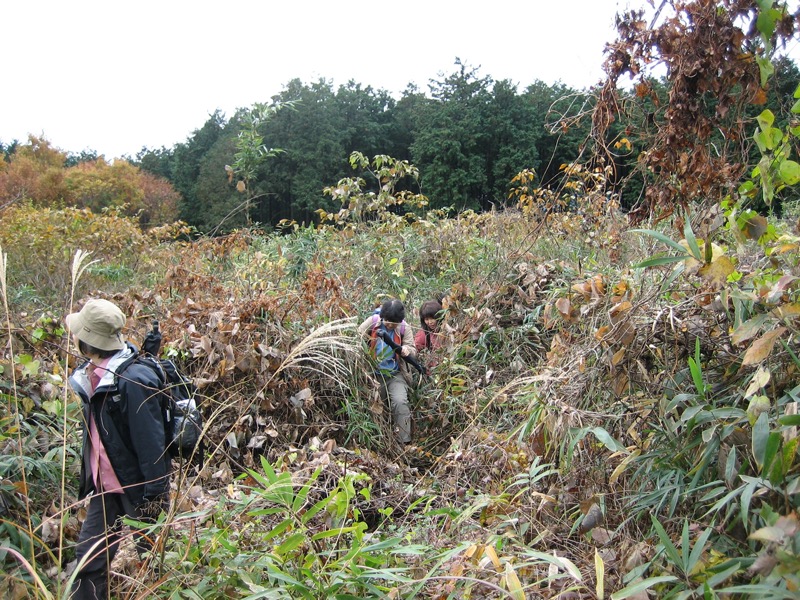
[378,330,426,375]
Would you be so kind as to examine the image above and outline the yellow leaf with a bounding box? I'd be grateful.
[484,545,502,571]
[591,275,606,298]
[698,256,735,289]
[595,548,605,600]
[504,562,525,600]
[680,240,724,273]
[464,544,478,559]
[742,327,787,366]
[744,366,771,399]
[775,243,800,255]
[610,449,641,485]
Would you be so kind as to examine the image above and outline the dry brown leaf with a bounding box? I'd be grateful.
[609,301,632,323]
[619,322,637,346]
[595,325,611,341]
[742,213,768,240]
[731,314,769,346]
[591,527,613,545]
[771,302,800,319]
[614,372,629,397]
[571,281,592,299]
[742,327,786,366]
[556,297,573,320]
[591,274,606,298]
[611,347,626,367]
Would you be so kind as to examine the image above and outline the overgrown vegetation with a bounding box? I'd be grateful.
[1,1,799,598]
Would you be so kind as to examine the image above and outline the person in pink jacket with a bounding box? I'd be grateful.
[414,300,445,366]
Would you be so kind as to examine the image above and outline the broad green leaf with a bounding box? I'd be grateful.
[756,56,775,88]
[756,109,775,130]
[631,229,691,254]
[752,412,770,470]
[262,518,293,542]
[311,526,358,540]
[763,432,781,482]
[680,519,691,573]
[747,396,771,426]
[705,562,744,588]
[570,427,627,456]
[724,446,738,486]
[275,532,305,556]
[522,550,582,581]
[651,515,682,570]
[589,427,627,453]
[687,526,713,576]
[740,478,759,531]
[779,159,800,185]
[611,575,678,599]
[300,494,334,525]
[680,405,705,423]
[782,437,798,474]
[633,255,689,269]
[682,216,702,262]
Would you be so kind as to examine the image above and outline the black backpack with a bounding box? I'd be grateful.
[117,353,204,462]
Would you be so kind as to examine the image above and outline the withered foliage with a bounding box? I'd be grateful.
[596,0,798,221]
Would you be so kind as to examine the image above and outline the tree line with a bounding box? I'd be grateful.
[3,58,798,233]
[132,60,598,232]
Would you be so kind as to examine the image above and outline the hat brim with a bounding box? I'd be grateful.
[65,311,126,351]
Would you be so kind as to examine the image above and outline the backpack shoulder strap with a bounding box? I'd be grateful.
[114,354,165,388]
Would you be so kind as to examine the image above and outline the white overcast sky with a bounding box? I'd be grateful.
[3,0,637,159]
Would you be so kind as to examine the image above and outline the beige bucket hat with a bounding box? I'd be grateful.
[65,299,127,351]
